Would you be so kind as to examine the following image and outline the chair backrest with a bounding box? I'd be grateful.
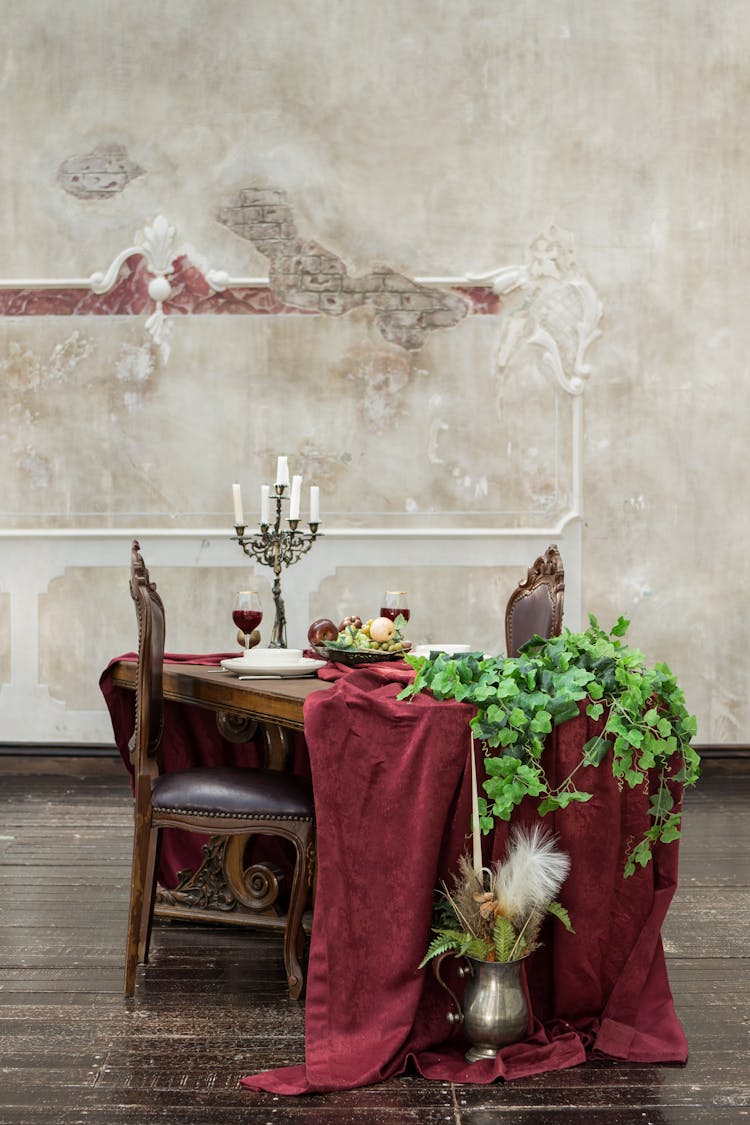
[129,539,165,767]
[505,544,565,657]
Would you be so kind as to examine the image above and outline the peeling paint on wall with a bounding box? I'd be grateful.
[1,330,94,492]
[342,347,412,433]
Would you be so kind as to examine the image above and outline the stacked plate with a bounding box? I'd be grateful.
[221,648,326,678]
[411,644,472,658]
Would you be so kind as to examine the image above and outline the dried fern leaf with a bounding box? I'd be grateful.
[547,899,575,933]
[492,914,518,961]
[418,930,467,968]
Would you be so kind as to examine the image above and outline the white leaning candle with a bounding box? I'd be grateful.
[275,455,289,488]
[309,485,320,524]
[470,734,482,877]
[289,474,302,520]
[232,482,243,526]
[260,484,270,525]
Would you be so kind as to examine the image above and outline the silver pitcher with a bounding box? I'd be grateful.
[435,954,529,1062]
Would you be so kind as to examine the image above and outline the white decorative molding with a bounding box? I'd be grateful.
[0,214,181,361]
[0,523,582,744]
[91,214,178,362]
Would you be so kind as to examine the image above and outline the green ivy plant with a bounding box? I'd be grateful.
[399,615,700,877]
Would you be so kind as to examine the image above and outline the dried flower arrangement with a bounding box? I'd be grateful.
[420,824,574,967]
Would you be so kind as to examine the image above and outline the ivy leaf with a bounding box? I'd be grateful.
[516,764,547,796]
[629,838,653,871]
[586,701,604,721]
[497,728,520,747]
[611,616,630,637]
[624,726,643,748]
[538,791,591,814]
[625,767,645,788]
[546,697,580,724]
[509,707,528,728]
[649,787,674,819]
[659,813,682,843]
[530,710,552,734]
[680,714,698,737]
[637,746,657,770]
[582,735,612,765]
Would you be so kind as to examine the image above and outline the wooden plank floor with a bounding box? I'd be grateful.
[0,755,748,1124]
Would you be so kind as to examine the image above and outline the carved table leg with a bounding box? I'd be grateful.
[216,712,258,743]
[216,710,290,771]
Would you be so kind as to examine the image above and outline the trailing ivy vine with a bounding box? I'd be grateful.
[399,615,700,876]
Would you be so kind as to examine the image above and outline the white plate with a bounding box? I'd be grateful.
[238,647,303,663]
[220,656,326,678]
[412,644,473,658]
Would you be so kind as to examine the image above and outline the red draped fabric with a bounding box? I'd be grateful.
[241,661,687,1092]
[100,655,687,1092]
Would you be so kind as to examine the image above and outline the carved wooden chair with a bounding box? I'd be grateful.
[505,544,565,657]
[124,540,315,999]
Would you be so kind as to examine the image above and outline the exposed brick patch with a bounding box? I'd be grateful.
[217,187,469,349]
[57,144,144,199]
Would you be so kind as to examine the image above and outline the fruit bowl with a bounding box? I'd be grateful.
[312,642,412,666]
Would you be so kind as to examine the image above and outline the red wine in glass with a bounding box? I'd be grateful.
[232,590,263,654]
[232,609,263,634]
[380,591,410,623]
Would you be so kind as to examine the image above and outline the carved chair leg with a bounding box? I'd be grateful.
[124,814,152,995]
[137,826,160,964]
[283,825,315,1001]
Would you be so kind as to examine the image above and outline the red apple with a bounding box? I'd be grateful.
[307,618,338,645]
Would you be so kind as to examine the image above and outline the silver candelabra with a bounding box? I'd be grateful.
[233,484,320,648]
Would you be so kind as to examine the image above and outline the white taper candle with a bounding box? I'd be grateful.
[289,474,302,520]
[275,456,289,488]
[232,482,243,526]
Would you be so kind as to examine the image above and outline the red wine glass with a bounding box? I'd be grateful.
[380,590,410,624]
[232,590,263,655]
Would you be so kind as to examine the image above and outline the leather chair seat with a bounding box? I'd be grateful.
[152,767,314,820]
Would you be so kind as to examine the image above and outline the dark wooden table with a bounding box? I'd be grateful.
[108,659,332,769]
[106,658,333,930]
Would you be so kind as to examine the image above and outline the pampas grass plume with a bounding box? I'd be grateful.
[492,824,571,924]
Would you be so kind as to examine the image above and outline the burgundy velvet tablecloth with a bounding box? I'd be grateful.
[100,654,687,1092]
[241,660,687,1093]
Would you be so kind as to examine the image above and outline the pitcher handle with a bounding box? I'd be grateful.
[433,952,467,1026]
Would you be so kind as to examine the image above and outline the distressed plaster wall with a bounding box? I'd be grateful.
[0,0,747,744]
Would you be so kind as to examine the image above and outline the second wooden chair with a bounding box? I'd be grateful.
[505,544,565,657]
